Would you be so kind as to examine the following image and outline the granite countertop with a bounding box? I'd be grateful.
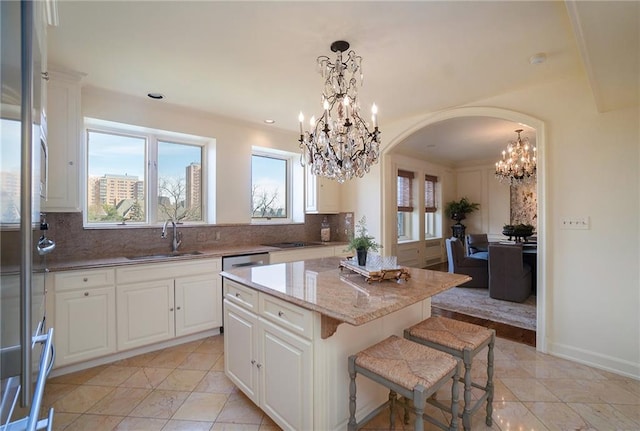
[43,242,347,272]
[221,257,470,327]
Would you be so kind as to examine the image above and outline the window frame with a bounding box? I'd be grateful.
[250,148,294,223]
[424,174,438,238]
[397,169,415,241]
[83,118,212,227]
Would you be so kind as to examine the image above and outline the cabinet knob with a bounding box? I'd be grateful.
[256,363,262,369]
[176,306,181,310]
[84,292,89,297]
[41,71,49,81]
[235,292,240,298]
[278,311,285,317]
[169,308,174,312]
[251,359,256,365]
[83,277,88,282]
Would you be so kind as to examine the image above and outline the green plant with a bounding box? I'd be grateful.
[444,197,480,221]
[346,216,380,252]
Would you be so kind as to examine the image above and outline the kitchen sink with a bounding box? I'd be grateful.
[126,251,204,260]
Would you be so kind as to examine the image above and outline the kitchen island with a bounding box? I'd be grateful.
[220,257,470,431]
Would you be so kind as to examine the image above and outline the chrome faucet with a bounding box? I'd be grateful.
[161,219,182,252]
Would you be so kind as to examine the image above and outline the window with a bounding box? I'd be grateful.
[1,118,21,224]
[397,169,414,239]
[425,174,438,238]
[251,153,288,219]
[158,140,202,222]
[85,119,209,226]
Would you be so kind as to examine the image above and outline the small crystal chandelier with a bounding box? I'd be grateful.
[495,129,537,186]
[298,40,381,183]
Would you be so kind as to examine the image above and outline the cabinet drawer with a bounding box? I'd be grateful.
[224,279,258,312]
[259,294,313,339]
[54,268,115,291]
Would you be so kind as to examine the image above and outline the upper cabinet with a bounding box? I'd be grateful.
[43,70,83,212]
[305,166,340,214]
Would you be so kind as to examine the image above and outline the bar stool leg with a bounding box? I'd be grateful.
[348,356,357,431]
[486,335,495,426]
[413,385,426,431]
[462,348,472,431]
[389,390,397,429]
[451,364,460,431]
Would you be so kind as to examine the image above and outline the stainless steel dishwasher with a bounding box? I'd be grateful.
[220,253,269,332]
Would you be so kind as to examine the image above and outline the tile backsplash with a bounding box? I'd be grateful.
[0,212,353,264]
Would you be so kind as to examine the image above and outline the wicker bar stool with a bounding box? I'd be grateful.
[404,316,495,430]
[348,335,461,431]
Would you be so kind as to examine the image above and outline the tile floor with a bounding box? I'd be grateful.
[36,334,640,430]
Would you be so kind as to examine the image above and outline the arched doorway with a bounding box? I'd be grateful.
[380,106,547,351]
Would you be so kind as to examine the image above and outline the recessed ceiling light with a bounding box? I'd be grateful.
[147,92,164,100]
[264,119,275,124]
[529,53,547,65]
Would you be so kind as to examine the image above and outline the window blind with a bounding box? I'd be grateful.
[425,174,438,213]
[397,170,414,212]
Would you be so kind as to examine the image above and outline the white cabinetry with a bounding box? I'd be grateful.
[116,258,222,351]
[43,70,83,212]
[53,268,116,367]
[224,280,313,431]
[305,166,340,214]
[269,245,336,264]
[116,279,175,351]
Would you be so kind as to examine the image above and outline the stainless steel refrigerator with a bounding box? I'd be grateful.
[1,1,55,429]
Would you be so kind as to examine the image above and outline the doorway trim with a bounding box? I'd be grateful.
[381,106,547,352]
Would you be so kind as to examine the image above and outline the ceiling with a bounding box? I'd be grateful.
[47,1,638,166]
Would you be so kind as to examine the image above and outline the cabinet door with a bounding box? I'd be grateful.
[43,73,81,212]
[259,318,313,431]
[175,273,221,337]
[117,280,174,351]
[223,299,259,404]
[305,166,339,214]
[54,286,116,366]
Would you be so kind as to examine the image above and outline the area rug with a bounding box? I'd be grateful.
[430,287,536,331]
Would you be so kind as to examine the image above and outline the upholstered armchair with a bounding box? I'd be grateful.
[466,234,489,260]
[488,244,532,302]
[445,238,489,288]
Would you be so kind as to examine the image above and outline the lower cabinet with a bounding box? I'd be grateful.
[116,259,222,352]
[51,258,222,368]
[116,279,175,351]
[224,281,312,431]
[53,268,117,367]
[269,244,348,264]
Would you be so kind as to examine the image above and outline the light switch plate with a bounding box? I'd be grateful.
[560,216,590,229]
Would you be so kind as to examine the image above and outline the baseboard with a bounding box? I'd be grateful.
[548,340,640,380]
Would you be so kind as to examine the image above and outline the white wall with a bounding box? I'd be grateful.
[344,74,640,379]
[454,164,510,241]
[81,87,298,224]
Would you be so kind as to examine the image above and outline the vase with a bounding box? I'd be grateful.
[356,248,367,266]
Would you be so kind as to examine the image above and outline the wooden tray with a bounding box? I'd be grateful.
[339,259,411,284]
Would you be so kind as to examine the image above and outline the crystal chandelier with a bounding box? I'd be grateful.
[495,129,537,186]
[298,41,381,183]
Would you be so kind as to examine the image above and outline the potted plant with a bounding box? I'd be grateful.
[346,216,380,266]
[444,197,480,223]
